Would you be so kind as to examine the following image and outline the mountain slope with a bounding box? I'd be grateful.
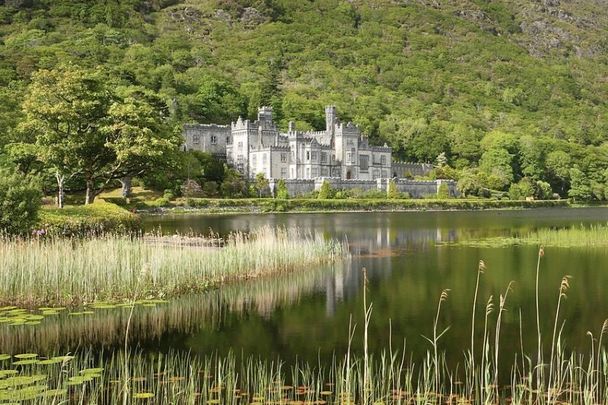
[1,0,608,195]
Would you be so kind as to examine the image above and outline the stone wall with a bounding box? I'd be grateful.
[269,177,459,198]
[392,161,434,178]
[269,179,315,197]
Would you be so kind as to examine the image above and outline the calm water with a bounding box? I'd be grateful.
[4,208,608,374]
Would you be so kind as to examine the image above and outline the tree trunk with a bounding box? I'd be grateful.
[85,180,96,205]
[55,172,65,209]
[120,177,132,198]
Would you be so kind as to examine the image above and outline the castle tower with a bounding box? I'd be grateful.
[258,106,273,129]
[325,105,337,136]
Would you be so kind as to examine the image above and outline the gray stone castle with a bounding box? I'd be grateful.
[183,106,457,197]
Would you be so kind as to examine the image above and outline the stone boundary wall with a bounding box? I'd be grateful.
[392,161,434,177]
[269,177,458,198]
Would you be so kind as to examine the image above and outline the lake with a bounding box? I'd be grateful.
[4,207,608,378]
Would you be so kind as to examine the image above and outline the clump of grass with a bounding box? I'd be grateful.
[448,224,608,248]
[0,227,344,307]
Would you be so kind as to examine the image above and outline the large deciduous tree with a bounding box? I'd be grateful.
[21,65,111,208]
[21,64,181,206]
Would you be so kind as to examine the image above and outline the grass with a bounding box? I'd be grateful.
[0,227,344,307]
[449,224,608,248]
[39,200,141,236]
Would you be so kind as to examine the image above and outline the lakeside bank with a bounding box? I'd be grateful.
[136,197,569,216]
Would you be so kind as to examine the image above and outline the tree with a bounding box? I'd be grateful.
[0,170,42,235]
[254,172,269,197]
[457,168,483,197]
[21,65,112,208]
[21,65,180,206]
[97,85,181,203]
[435,152,448,168]
[276,179,289,199]
[479,148,515,191]
[546,150,571,195]
[220,166,247,197]
[568,167,592,202]
[535,180,553,200]
[318,180,333,199]
[509,178,535,200]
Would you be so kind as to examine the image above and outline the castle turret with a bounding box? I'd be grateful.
[258,106,273,128]
[325,105,337,136]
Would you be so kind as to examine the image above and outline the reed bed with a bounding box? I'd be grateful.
[449,223,608,248]
[0,227,344,307]
[0,263,346,354]
[1,342,607,404]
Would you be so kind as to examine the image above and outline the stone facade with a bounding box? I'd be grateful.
[183,124,230,158]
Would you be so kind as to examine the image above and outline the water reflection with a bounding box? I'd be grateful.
[0,260,357,355]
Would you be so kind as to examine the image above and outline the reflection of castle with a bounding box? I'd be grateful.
[183,106,433,180]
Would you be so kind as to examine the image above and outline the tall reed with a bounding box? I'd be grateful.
[3,246,608,403]
[0,227,343,307]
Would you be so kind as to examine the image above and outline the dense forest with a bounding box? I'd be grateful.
[1,0,608,200]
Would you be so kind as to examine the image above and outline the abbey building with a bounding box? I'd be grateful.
[182,106,428,181]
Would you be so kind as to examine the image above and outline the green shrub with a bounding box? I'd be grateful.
[437,183,450,199]
[535,180,553,200]
[318,180,334,199]
[276,179,289,199]
[387,180,400,199]
[0,170,42,235]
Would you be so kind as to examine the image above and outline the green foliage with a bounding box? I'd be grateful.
[437,182,450,199]
[182,197,568,212]
[220,166,248,197]
[253,172,269,197]
[508,177,535,200]
[387,179,400,199]
[317,180,333,199]
[568,167,592,201]
[457,169,481,198]
[479,148,514,191]
[535,180,553,200]
[275,179,289,199]
[1,0,608,200]
[0,170,42,234]
[19,65,180,205]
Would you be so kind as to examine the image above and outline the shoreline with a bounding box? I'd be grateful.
[136,198,571,216]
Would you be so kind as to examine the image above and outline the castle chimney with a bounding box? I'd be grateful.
[288,121,295,132]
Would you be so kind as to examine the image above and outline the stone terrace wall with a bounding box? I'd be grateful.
[269,179,315,197]
[269,177,458,198]
[392,162,434,178]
